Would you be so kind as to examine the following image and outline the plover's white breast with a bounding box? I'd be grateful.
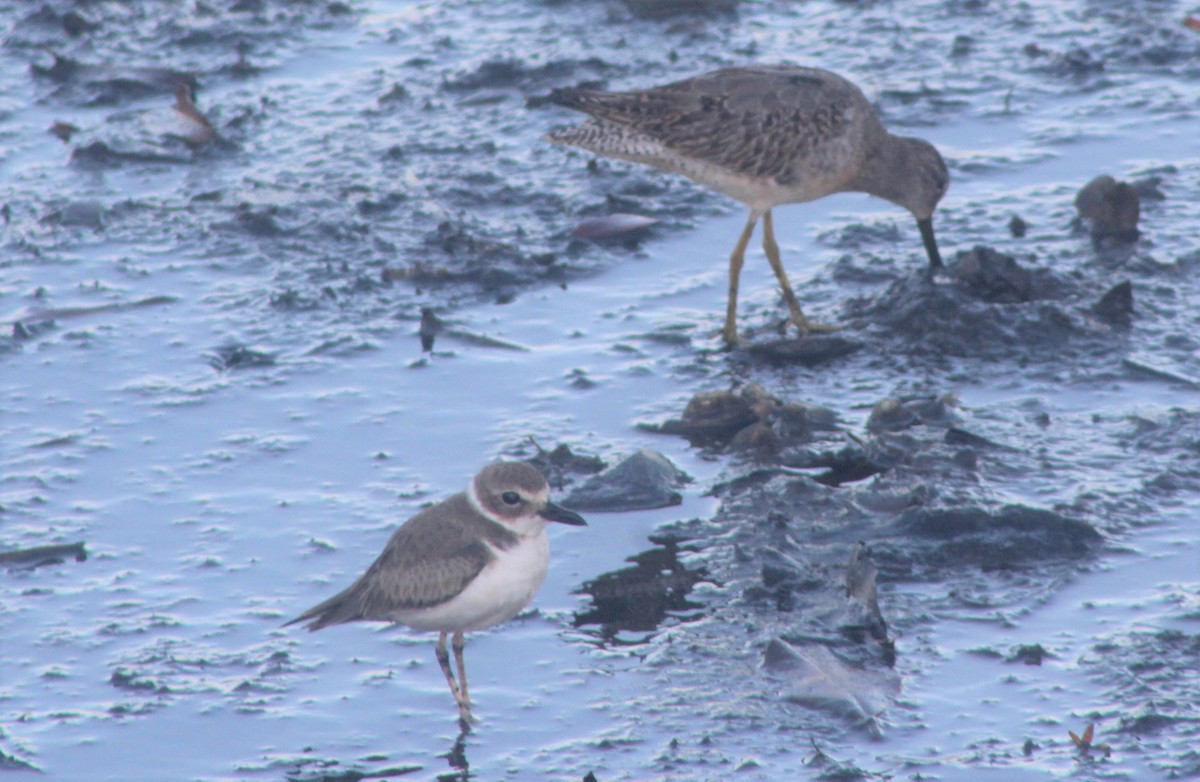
[395,530,551,633]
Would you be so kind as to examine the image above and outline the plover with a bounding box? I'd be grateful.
[546,65,949,345]
[285,462,586,725]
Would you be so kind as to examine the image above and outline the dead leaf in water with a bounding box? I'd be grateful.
[1184,16,1200,31]
[570,213,659,239]
[1069,722,1113,758]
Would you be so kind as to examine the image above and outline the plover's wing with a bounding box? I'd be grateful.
[550,66,857,182]
[286,494,509,630]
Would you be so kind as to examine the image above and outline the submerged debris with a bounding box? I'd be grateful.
[763,638,900,735]
[3,295,177,340]
[413,307,529,354]
[0,541,87,570]
[570,213,659,240]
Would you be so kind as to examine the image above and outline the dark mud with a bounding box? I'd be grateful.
[4,0,1200,780]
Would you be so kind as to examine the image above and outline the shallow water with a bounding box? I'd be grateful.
[3,0,1200,779]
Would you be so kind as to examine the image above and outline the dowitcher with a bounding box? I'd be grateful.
[285,462,586,726]
[546,65,949,345]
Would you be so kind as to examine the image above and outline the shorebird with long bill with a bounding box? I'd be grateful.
[546,64,950,345]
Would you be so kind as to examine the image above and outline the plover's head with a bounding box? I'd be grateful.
[471,462,586,535]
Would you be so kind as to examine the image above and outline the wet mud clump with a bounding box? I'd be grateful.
[876,505,1102,576]
[845,245,1088,359]
[639,379,1123,736]
[639,383,839,460]
[1074,174,1141,244]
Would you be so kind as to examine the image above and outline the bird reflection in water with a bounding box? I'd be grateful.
[573,536,708,645]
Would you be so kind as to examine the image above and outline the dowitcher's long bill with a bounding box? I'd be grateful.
[285,462,586,726]
[546,65,950,345]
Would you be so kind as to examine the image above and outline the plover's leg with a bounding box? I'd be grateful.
[761,210,840,335]
[452,631,470,711]
[724,213,759,345]
[435,632,466,710]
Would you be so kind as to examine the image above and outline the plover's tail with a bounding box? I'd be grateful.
[283,583,368,631]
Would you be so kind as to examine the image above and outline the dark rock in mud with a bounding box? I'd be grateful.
[741,334,863,367]
[573,537,706,641]
[1093,280,1133,327]
[885,505,1102,571]
[1075,175,1141,243]
[564,449,689,512]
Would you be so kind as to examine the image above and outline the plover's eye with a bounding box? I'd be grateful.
[501,491,522,506]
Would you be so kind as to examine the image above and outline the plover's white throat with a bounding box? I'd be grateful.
[285,462,586,725]
[546,65,950,345]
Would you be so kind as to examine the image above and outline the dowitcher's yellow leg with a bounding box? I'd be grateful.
[724,214,759,345]
[762,210,840,336]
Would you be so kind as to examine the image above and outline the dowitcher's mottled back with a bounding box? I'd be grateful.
[546,65,949,345]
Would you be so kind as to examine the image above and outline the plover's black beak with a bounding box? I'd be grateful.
[917,217,943,271]
[539,501,587,526]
